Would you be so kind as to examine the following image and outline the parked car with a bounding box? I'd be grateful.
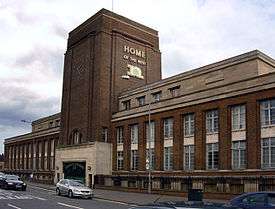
[227,192,275,209]
[0,175,27,191]
[56,179,93,199]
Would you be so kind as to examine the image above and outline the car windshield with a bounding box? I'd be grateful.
[6,175,19,180]
[69,180,84,187]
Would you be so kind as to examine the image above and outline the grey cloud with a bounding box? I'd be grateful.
[52,23,68,38]
[13,46,64,75]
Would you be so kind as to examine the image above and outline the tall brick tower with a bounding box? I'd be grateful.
[60,9,161,145]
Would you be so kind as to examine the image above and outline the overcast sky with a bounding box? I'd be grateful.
[0,0,275,153]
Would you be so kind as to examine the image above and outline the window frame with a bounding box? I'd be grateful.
[184,113,195,137]
[231,140,246,170]
[206,110,219,134]
[231,105,246,131]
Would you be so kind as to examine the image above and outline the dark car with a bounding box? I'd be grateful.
[228,192,275,209]
[0,175,27,191]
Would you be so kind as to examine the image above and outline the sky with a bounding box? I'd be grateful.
[0,0,275,153]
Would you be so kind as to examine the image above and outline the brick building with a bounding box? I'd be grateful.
[4,9,275,198]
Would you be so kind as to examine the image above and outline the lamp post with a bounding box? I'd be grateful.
[122,75,152,194]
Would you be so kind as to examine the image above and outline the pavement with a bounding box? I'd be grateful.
[27,182,226,205]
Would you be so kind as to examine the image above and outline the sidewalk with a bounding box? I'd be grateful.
[27,182,226,205]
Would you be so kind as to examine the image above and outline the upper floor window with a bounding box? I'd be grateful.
[116,127,123,144]
[137,96,145,106]
[232,141,246,170]
[184,113,195,137]
[146,121,155,143]
[260,99,275,127]
[131,150,139,170]
[184,145,194,170]
[146,148,155,170]
[130,124,138,144]
[102,127,108,142]
[49,121,53,128]
[122,100,131,110]
[206,110,219,134]
[164,118,173,139]
[55,120,61,127]
[117,151,123,170]
[152,91,162,102]
[169,86,180,97]
[232,105,246,131]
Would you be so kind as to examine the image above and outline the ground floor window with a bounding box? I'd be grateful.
[232,141,246,169]
[184,145,194,170]
[131,150,139,170]
[164,146,173,170]
[261,138,275,168]
[206,143,219,170]
[117,151,123,170]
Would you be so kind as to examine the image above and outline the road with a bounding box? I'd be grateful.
[0,185,131,209]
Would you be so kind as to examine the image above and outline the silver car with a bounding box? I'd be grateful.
[56,179,93,199]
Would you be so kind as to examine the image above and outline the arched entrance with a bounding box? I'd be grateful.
[63,162,86,183]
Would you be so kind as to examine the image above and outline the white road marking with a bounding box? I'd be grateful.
[7,204,22,209]
[31,195,47,200]
[57,202,84,209]
[28,185,55,193]
[95,198,136,206]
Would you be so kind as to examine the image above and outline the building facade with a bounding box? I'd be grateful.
[4,113,60,183]
[4,9,275,198]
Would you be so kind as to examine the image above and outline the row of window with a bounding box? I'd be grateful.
[122,86,181,110]
[117,138,275,171]
[117,100,275,145]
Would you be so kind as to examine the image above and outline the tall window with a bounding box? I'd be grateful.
[184,145,194,170]
[261,99,275,127]
[146,148,155,170]
[232,141,246,169]
[117,151,123,170]
[131,150,139,170]
[130,124,138,144]
[184,114,194,136]
[116,127,123,144]
[102,127,108,142]
[146,121,155,143]
[232,105,246,130]
[164,118,173,139]
[206,143,219,170]
[164,147,173,170]
[137,96,145,106]
[152,91,162,102]
[261,138,275,168]
[72,130,81,144]
[206,110,219,133]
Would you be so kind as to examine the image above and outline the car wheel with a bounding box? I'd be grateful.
[68,190,73,198]
[56,188,61,196]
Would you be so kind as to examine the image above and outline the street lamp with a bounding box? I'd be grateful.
[121,75,152,194]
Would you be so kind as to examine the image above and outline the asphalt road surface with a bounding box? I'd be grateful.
[0,186,131,209]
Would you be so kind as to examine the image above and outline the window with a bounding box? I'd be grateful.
[232,105,246,130]
[169,86,180,97]
[261,138,275,168]
[164,146,173,170]
[116,127,123,144]
[130,124,138,144]
[117,151,123,170]
[146,148,155,170]
[55,120,61,127]
[122,100,131,110]
[131,150,139,170]
[184,114,194,137]
[261,99,275,127]
[137,96,145,106]
[146,121,155,143]
[102,127,108,142]
[184,145,194,170]
[152,91,162,102]
[49,121,53,128]
[206,143,219,170]
[206,110,219,133]
[164,118,173,139]
[72,130,81,144]
[232,141,246,169]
